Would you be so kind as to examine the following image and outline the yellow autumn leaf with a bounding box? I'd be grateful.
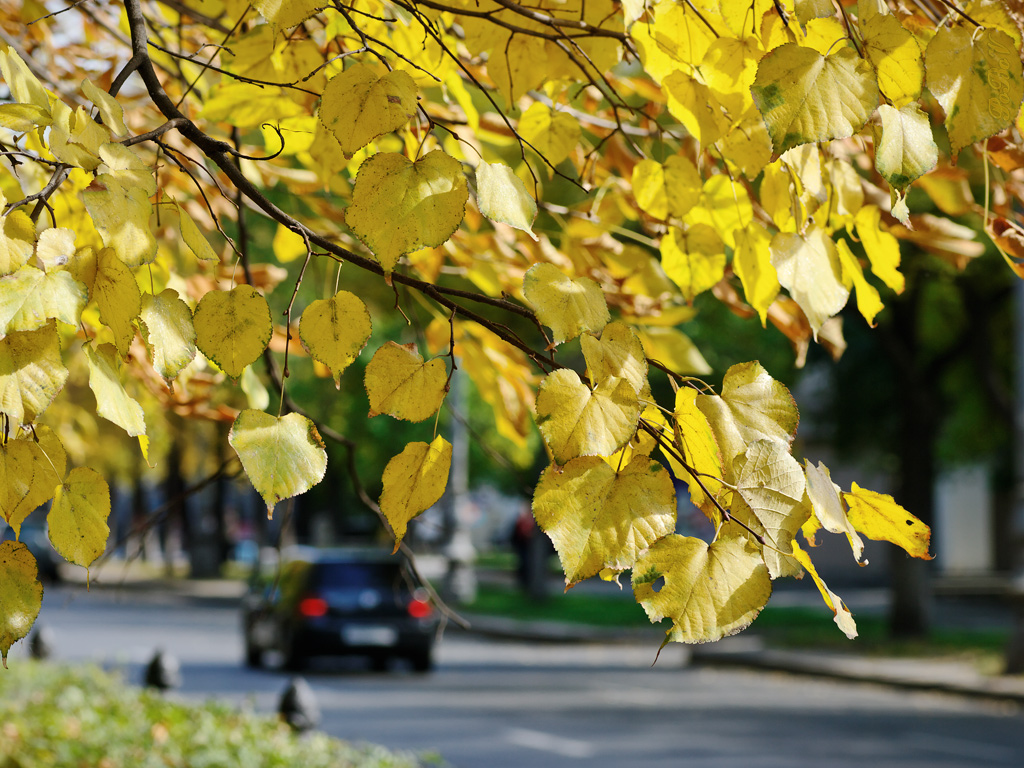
[0,541,43,667]
[734,438,809,578]
[535,369,639,464]
[925,27,1024,160]
[0,103,50,133]
[81,144,157,268]
[82,79,126,136]
[534,455,676,586]
[48,466,110,569]
[750,42,879,155]
[663,71,730,147]
[733,221,779,327]
[0,265,87,334]
[791,541,858,639]
[0,48,51,111]
[629,1,715,83]
[85,342,146,438]
[319,64,418,156]
[200,82,304,130]
[475,161,538,239]
[0,427,66,536]
[835,239,883,326]
[580,321,650,398]
[875,103,938,197]
[346,150,468,274]
[860,12,923,108]
[631,155,701,221]
[843,481,933,560]
[803,459,865,563]
[522,263,610,346]
[702,35,762,116]
[193,285,273,379]
[634,326,711,376]
[364,341,447,422]
[229,410,328,515]
[660,224,725,303]
[380,436,452,552]
[0,210,35,277]
[139,289,197,382]
[0,322,68,426]
[517,102,581,167]
[696,361,799,483]
[965,0,1023,50]
[34,227,75,272]
[854,205,904,293]
[250,0,320,30]
[715,110,773,179]
[93,248,141,357]
[770,224,850,336]
[178,204,220,262]
[632,532,772,644]
[669,387,723,519]
[686,174,753,249]
[299,290,372,387]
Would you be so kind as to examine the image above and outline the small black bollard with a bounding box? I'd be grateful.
[29,625,55,660]
[143,650,182,691]
[278,676,320,732]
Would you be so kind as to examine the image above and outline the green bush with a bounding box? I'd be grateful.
[0,662,433,768]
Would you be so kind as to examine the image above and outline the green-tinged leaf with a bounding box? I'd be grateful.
[0,266,87,334]
[93,248,141,357]
[843,482,933,560]
[523,263,610,346]
[0,322,68,426]
[320,64,418,155]
[751,43,879,154]
[534,455,676,586]
[364,341,447,422]
[734,439,808,579]
[299,291,372,388]
[193,285,273,379]
[82,79,127,136]
[0,427,66,536]
[733,221,779,327]
[229,410,328,515]
[696,361,799,483]
[770,225,850,336]
[580,321,650,398]
[518,102,581,166]
[861,13,924,107]
[379,436,452,552]
[475,161,538,239]
[631,155,701,221]
[139,289,197,382]
[0,541,43,667]
[48,467,110,569]
[792,541,858,638]
[660,224,726,303]
[925,27,1024,160]
[346,151,468,273]
[874,103,938,195]
[0,49,51,111]
[836,239,883,326]
[85,342,146,438]
[803,459,865,563]
[240,366,270,411]
[632,533,772,644]
[178,204,220,262]
[535,369,639,464]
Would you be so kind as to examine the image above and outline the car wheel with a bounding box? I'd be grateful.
[410,649,433,673]
[370,655,390,673]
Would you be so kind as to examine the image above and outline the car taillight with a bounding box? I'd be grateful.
[407,597,432,619]
[298,596,328,617]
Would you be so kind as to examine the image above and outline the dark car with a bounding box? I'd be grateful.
[242,546,437,672]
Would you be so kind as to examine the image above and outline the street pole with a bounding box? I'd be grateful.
[442,364,476,604]
[1006,280,1024,672]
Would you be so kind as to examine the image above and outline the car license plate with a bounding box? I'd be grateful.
[342,626,398,646]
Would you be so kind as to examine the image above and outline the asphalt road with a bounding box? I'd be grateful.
[17,586,1024,768]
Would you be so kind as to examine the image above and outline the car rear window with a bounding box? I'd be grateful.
[311,562,404,590]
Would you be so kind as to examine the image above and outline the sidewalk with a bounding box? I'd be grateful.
[64,557,1024,708]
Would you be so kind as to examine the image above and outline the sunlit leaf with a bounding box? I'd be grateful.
[85,342,146,438]
[193,285,273,379]
[860,12,924,108]
[631,155,701,221]
[364,341,447,422]
[0,427,66,537]
[660,224,726,303]
[475,161,538,239]
[518,102,580,166]
[0,541,43,667]
[874,103,937,197]
[792,541,857,639]
[632,532,772,644]
[0,265,87,334]
[843,482,933,560]
[93,248,141,357]
[299,291,372,388]
[320,63,418,155]
[523,263,610,346]
[82,79,127,136]
[835,239,883,327]
[733,221,779,327]
[178,204,220,262]
[534,455,676,586]
[803,459,865,564]
[535,369,639,464]
[580,321,650,398]
[139,289,197,382]
[770,225,850,336]
[380,436,452,552]
[0,322,68,426]
[229,410,328,515]
[48,466,110,569]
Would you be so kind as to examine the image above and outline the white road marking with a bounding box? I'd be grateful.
[504,727,595,758]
